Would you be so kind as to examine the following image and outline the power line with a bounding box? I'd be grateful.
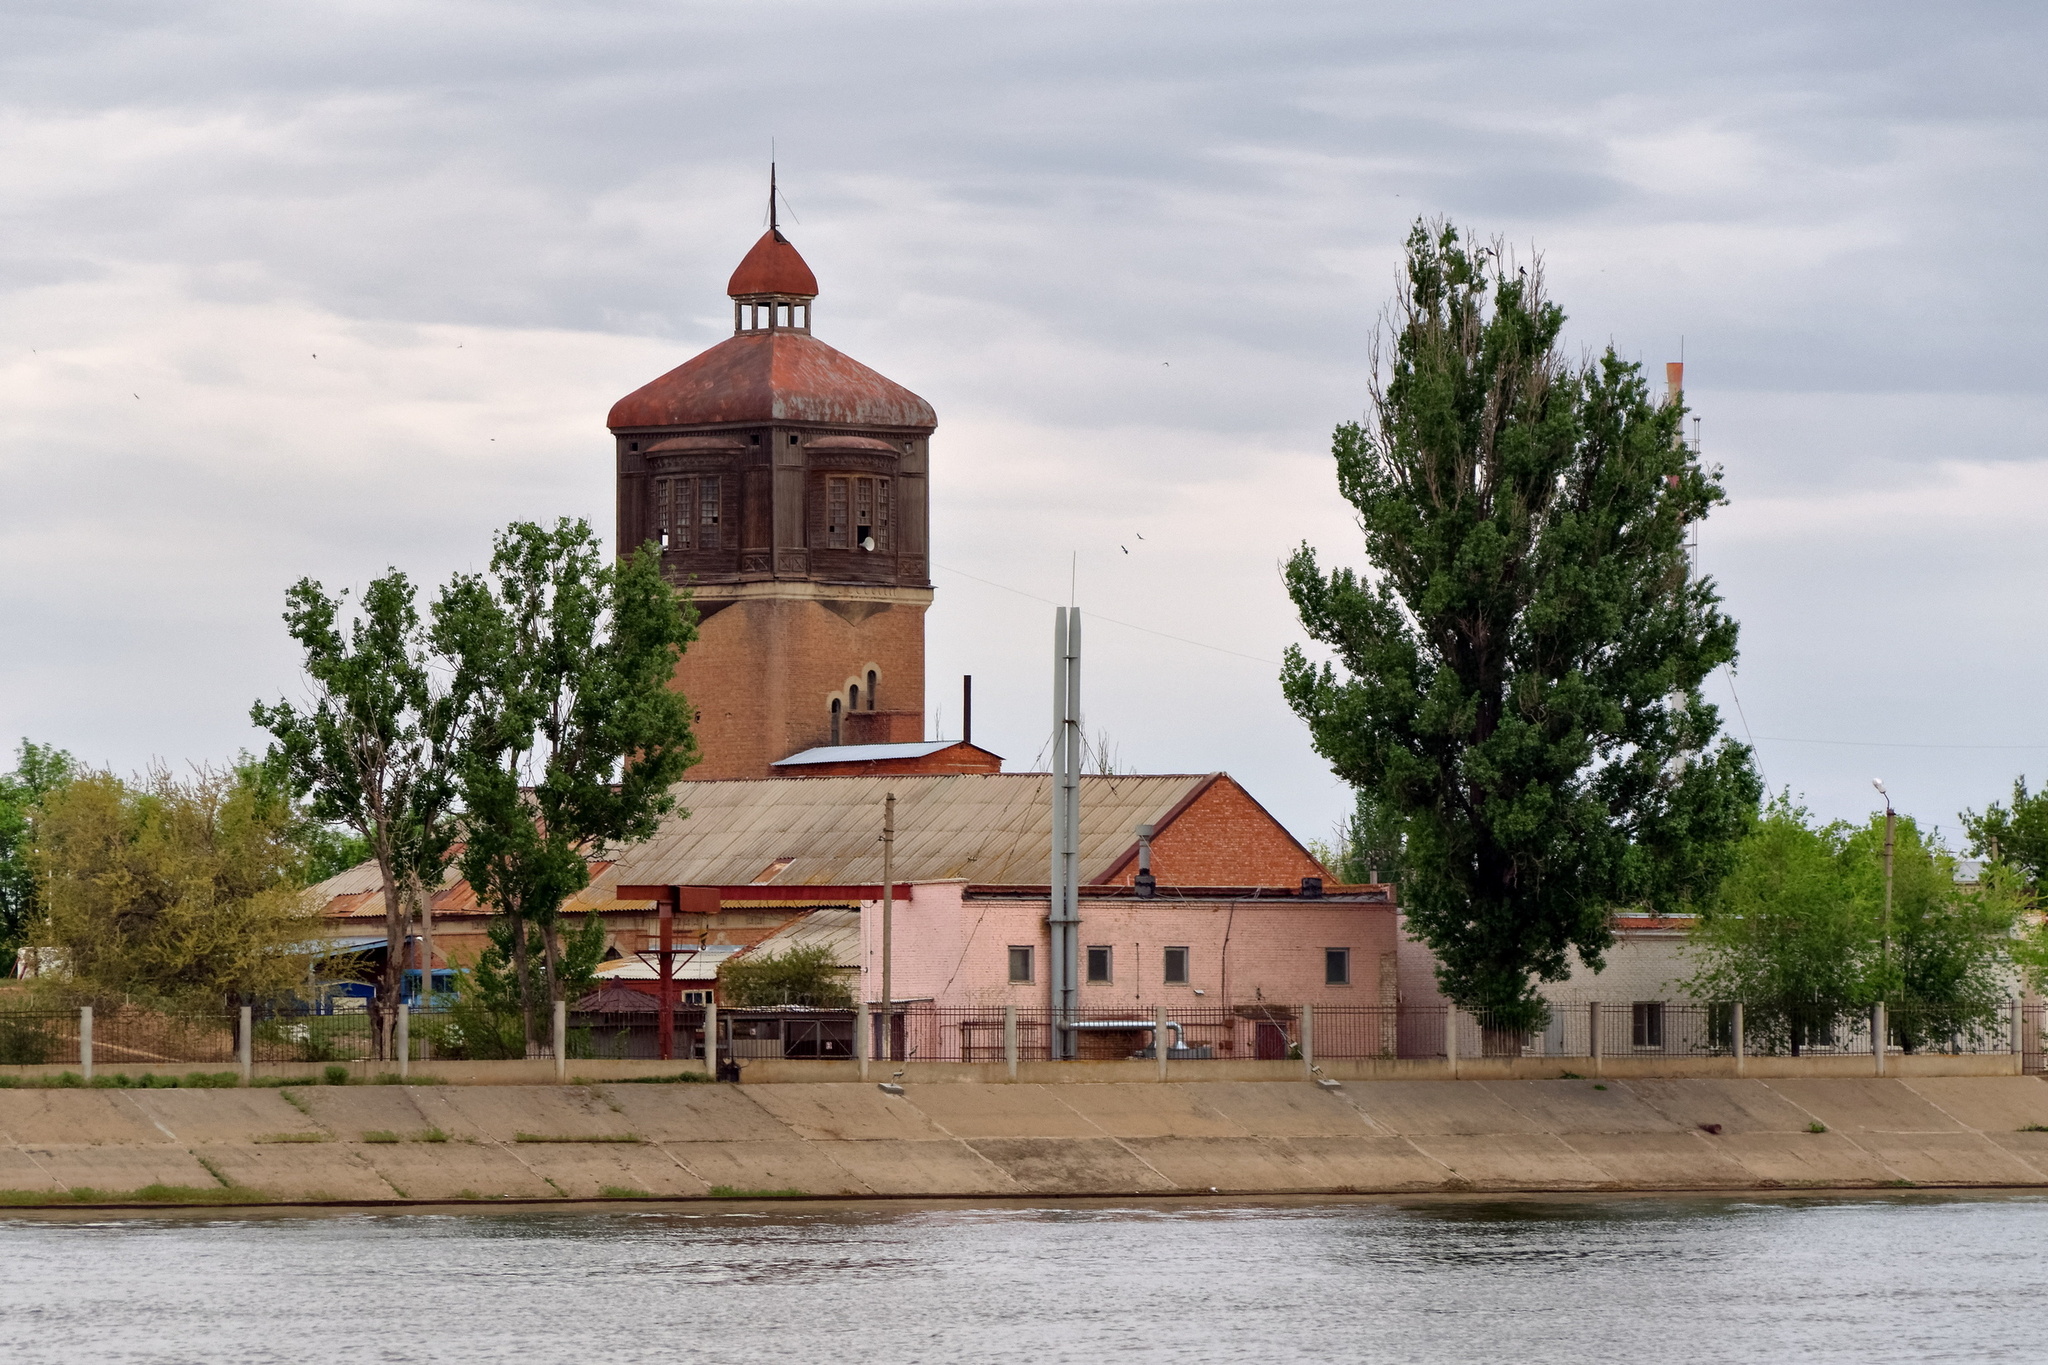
[933,562,1283,666]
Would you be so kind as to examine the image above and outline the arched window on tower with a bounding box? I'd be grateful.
[849,684,860,713]
[866,671,878,710]
[830,697,842,746]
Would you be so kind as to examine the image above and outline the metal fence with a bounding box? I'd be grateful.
[0,1000,2040,1069]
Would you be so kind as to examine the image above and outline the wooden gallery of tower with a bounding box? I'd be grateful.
[608,212,975,781]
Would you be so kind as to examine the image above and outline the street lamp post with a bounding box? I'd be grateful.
[1872,778,1896,994]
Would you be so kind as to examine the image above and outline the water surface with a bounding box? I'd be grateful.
[4,1195,2041,1363]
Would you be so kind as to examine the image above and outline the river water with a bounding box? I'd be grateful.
[2,1195,2041,1363]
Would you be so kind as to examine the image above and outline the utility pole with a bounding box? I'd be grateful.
[880,792,895,1064]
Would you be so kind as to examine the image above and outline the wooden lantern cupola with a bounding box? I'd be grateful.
[728,168,818,336]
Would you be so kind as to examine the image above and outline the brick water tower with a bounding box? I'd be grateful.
[608,190,936,779]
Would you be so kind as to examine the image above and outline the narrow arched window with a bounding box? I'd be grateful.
[830,698,842,745]
[866,670,878,710]
[849,683,860,713]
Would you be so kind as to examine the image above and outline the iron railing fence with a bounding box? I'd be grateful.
[0,1000,2038,1067]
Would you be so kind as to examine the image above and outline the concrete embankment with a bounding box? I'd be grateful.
[3,1077,2046,1207]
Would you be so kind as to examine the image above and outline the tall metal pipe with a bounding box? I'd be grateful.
[1049,608,1082,1058]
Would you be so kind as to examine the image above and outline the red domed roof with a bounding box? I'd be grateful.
[727,230,818,298]
[608,331,935,431]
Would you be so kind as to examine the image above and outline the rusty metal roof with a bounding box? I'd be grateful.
[589,774,1216,891]
[607,331,936,431]
[308,774,1232,921]
[726,229,818,297]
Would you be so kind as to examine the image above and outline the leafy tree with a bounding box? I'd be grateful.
[1962,778,2048,898]
[1686,798,2018,1052]
[1282,220,1760,1029]
[30,764,321,1007]
[0,740,76,976]
[719,942,855,1008]
[295,823,373,886]
[435,519,697,1052]
[1312,786,1408,886]
[439,913,606,1060]
[252,570,473,1058]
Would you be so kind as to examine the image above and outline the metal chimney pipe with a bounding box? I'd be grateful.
[962,675,973,746]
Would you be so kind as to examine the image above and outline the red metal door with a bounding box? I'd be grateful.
[1255,1022,1288,1060]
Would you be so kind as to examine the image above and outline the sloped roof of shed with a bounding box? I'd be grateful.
[597,773,1213,891]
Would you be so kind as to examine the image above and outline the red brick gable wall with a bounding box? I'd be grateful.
[1097,775,1328,887]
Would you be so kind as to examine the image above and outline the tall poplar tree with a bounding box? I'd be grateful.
[434,519,698,1052]
[1282,221,1760,1030]
[253,571,470,1058]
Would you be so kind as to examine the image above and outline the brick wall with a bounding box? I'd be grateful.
[1098,775,1328,887]
[673,591,927,780]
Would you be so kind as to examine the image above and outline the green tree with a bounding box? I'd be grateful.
[440,913,606,1059]
[1311,786,1408,886]
[1282,221,1761,1030]
[30,763,321,1007]
[1962,778,2048,897]
[435,519,698,1053]
[0,740,76,976]
[252,570,473,1058]
[1686,799,2018,1052]
[719,942,854,1008]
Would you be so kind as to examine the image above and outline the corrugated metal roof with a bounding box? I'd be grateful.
[744,906,862,968]
[589,773,1214,890]
[773,741,956,766]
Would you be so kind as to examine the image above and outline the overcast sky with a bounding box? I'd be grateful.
[3,1,2045,848]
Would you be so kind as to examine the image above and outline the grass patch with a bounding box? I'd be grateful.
[2020,1124,2048,1133]
[1881,1178,1917,1188]
[360,1130,401,1144]
[1807,1121,1828,1133]
[708,1185,807,1199]
[361,1128,447,1144]
[252,1077,322,1089]
[131,1183,269,1205]
[254,1132,329,1144]
[322,1065,351,1086]
[599,1185,652,1199]
[1559,1071,1583,1080]
[0,1070,246,1090]
[275,1088,314,1115]
[1592,1083,1608,1091]
[591,1072,711,1085]
[417,1127,449,1143]
[513,1133,643,1144]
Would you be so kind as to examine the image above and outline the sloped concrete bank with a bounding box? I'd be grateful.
[2,1077,2046,1207]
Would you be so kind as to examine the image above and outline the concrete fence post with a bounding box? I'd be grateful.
[1589,1001,1601,1078]
[1732,1002,1746,1078]
[1445,1003,1458,1079]
[396,1002,409,1081]
[1873,1002,1886,1077]
[1301,1003,1315,1079]
[1003,1004,1018,1081]
[552,999,567,1082]
[79,1005,92,1082]
[239,1005,253,1084]
[1156,1004,1170,1082]
[857,999,870,1080]
[2012,999,2024,1058]
[705,999,719,1079]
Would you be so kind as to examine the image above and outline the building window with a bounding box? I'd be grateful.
[1086,945,1112,983]
[699,475,720,549]
[1008,946,1034,983]
[655,476,720,552]
[1324,948,1350,986]
[1632,1001,1665,1049]
[827,477,849,549]
[849,684,860,712]
[830,697,841,745]
[1163,946,1189,985]
[866,670,877,709]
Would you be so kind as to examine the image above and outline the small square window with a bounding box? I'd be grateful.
[1086,945,1112,983]
[1163,946,1189,985]
[788,433,800,446]
[1324,948,1350,986]
[1007,946,1034,983]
